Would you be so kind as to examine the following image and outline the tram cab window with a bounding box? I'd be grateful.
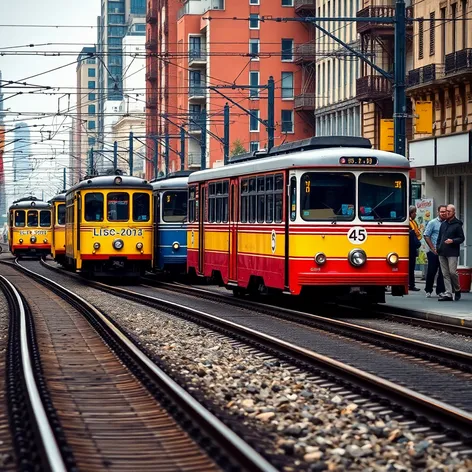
[133,193,150,222]
[290,176,297,221]
[15,210,26,227]
[40,211,51,227]
[108,193,129,221]
[188,186,197,223]
[84,193,104,222]
[358,173,406,222]
[300,172,355,221]
[57,204,66,225]
[27,210,39,227]
[274,174,284,223]
[163,191,188,223]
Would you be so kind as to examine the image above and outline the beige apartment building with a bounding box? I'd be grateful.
[407,0,472,265]
[315,0,362,136]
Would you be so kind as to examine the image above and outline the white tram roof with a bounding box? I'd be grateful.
[151,176,189,191]
[188,147,409,184]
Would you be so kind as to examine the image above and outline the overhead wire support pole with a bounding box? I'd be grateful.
[113,141,118,169]
[164,133,170,177]
[223,103,230,165]
[180,128,185,171]
[201,109,207,171]
[267,76,275,151]
[129,132,134,176]
[394,0,407,156]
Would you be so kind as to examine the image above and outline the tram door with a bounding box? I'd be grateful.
[198,184,206,274]
[228,178,239,282]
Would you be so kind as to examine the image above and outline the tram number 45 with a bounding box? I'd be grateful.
[347,227,368,244]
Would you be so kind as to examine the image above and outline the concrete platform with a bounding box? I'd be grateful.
[384,281,472,328]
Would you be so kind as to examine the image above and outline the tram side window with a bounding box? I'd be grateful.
[274,174,284,223]
[108,193,129,221]
[249,178,256,223]
[265,175,274,223]
[188,186,197,223]
[300,172,355,221]
[40,211,51,227]
[84,193,104,222]
[15,210,25,227]
[240,179,249,223]
[257,177,265,223]
[27,210,38,227]
[208,181,228,223]
[57,204,66,225]
[208,183,216,222]
[163,191,187,223]
[133,193,150,222]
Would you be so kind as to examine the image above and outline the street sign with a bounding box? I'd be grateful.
[415,101,433,134]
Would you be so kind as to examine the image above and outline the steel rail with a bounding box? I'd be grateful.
[0,275,67,472]
[15,260,278,472]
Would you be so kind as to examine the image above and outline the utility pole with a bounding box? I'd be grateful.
[89,147,94,176]
[164,133,170,177]
[180,128,185,171]
[223,103,230,165]
[63,168,66,191]
[113,141,118,169]
[394,0,407,156]
[129,132,134,176]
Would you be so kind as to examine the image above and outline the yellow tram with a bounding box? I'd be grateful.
[49,192,66,264]
[65,173,154,277]
[8,196,53,257]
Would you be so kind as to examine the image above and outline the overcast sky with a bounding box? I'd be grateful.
[0,0,99,204]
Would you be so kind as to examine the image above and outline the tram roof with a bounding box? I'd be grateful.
[9,196,51,210]
[188,147,410,183]
[151,176,189,191]
[67,175,152,194]
[49,192,66,203]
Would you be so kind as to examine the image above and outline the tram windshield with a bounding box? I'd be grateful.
[162,191,188,223]
[133,193,150,222]
[57,204,66,225]
[40,211,51,227]
[84,193,104,222]
[27,210,39,227]
[358,173,406,222]
[107,192,129,221]
[15,210,25,227]
[300,172,355,221]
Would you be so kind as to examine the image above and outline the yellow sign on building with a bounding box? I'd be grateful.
[380,119,394,152]
[415,101,433,134]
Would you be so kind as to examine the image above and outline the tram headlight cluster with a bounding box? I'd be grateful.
[136,242,143,250]
[172,242,180,251]
[93,242,101,250]
[314,252,326,265]
[113,239,124,250]
[19,239,23,244]
[386,252,399,265]
[43,239,48,243]
[348,249,367,267]
[30,236,37,244]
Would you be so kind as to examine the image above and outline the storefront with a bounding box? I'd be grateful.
[409,131,472,266]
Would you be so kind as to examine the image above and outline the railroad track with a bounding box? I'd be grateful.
[33,260,472,444]
[0,260,277,472]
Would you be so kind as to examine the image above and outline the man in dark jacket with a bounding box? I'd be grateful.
[437,204,465,301]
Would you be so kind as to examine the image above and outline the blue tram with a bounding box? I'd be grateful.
[152,171,193,272]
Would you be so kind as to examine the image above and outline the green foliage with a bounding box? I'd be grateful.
[230,139,247,156]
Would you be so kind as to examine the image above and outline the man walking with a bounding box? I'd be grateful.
[423,205,447,297]
[437,204,465,301]
[409,205,422,291]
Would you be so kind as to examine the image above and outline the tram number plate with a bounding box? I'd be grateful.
[347,227,368,244]
[93,228,143,237]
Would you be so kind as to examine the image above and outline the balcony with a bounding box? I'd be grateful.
[188,114,205,134]
[146,9,157,25]
[294,43,316,63]
[445,48,472,76]
[294,0,315,14]
[146,95,158,109]
[294,93,316,111]
[356,5,413,35]
[145,39,157,51]
[188,48,207,67]
[188,84,206,101]
[178,0,224,20]
[407,64,444,89]
[188,153,201,168]
[356,75,392,101]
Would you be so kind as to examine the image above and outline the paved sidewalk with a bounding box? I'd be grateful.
[384,281,472,327]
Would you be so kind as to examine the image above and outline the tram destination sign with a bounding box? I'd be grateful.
[339,157,378,166]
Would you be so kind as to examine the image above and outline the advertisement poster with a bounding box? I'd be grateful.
[414,198,434,265]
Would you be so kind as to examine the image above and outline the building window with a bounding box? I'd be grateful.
[130,0,146,15]
[250,141,259,152]
[249,39,260,60]
[452,3,457,53]
[249,14,260,29]
[281,39,293,61]
[418,18,424,59]
[250,110,260,132]
[88,68,96,78]
[88,137,96,146]
[88,93,95,101]
[88,81,95,89]
[429,12,435,56]
[281,110,294,133]
[282,0,294,5]
[88,104,95,115]
[250,0,259,4]
[189,36,202,60]
[88,120,96,130]
[281,72,294,99]
[250,71,259,98]
[462,0,468,49]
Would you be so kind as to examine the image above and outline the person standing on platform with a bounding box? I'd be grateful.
[423,205,447,298]
[437,204,465,302]
[409,205,422,291]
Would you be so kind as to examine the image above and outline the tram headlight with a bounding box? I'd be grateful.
[19,239,23,244]
[314,252,327,265]
[136,242,143,250]
[93,242,101,250]
[43,239,48,243]
[113,239,124,250]
[387,252,399,266]
[172,241,180,251]
[30,236,37,244]
[348,249,367,267]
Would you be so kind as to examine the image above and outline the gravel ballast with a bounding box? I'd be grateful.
[21,261,472,471]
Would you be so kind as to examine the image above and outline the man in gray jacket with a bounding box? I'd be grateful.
[437,204,465,301]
